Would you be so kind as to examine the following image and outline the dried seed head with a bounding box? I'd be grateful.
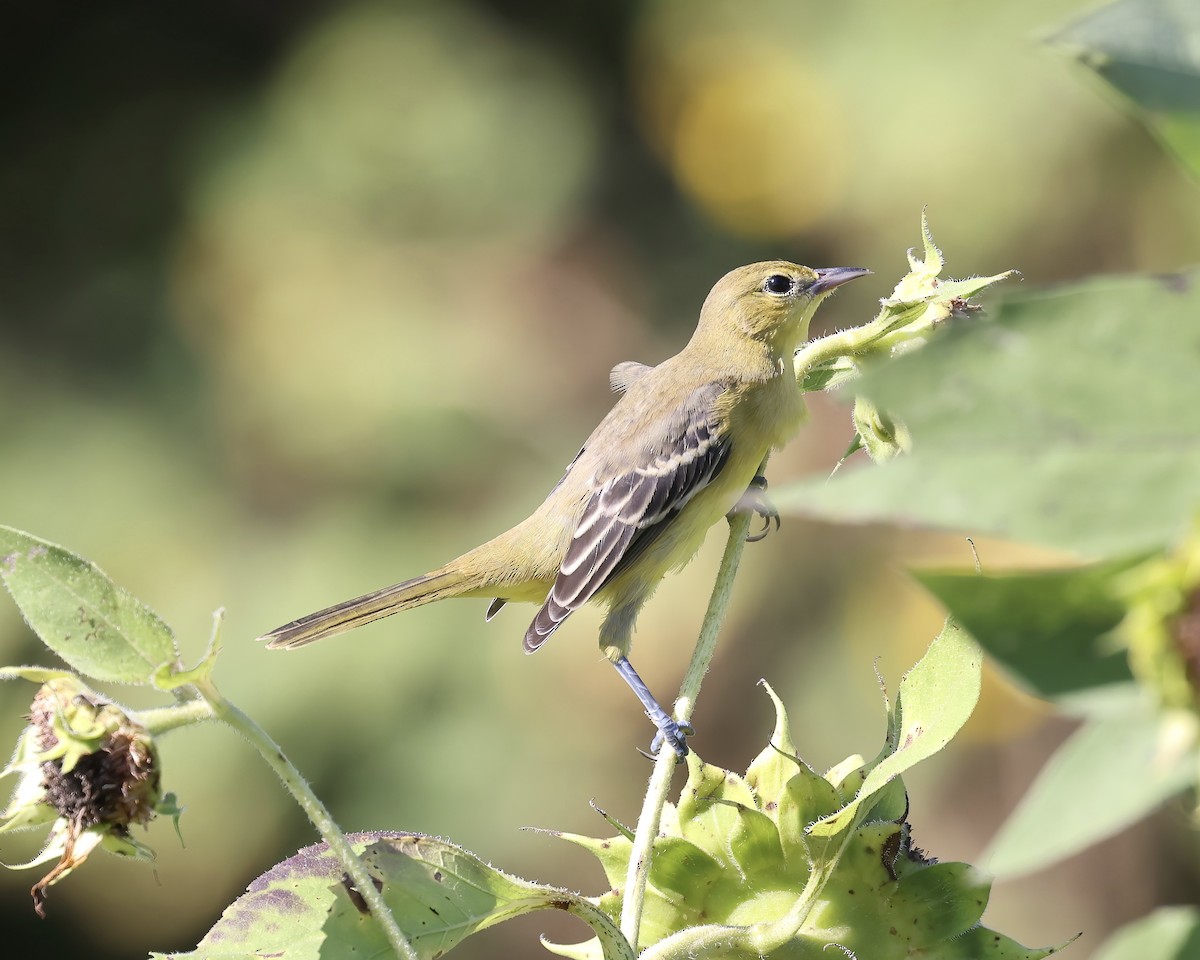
[3,677,167,916]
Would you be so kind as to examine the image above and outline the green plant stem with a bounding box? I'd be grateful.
[190,674,418,960]
[620,475,759,950]
[793,304,922,391]
[139,697,215,735]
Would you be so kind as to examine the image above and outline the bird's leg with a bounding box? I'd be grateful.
[730,474,781,543]
[611,656,693,758]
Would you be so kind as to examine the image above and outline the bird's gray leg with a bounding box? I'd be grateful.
[611,656,693,758]
[729,474,781,542]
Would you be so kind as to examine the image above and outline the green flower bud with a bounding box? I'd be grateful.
[545,684,1056,960]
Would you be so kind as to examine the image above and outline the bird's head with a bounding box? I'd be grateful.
[696,261,871,356]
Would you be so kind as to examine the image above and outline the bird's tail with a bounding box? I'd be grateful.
[258,565,484,650]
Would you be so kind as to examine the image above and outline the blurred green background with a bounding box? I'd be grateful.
[3,0,1199,956]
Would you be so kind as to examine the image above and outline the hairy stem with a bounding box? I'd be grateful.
[138,697,215,735]
[191,674,419,960]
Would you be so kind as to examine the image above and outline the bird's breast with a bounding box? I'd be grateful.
[727,372,807,453]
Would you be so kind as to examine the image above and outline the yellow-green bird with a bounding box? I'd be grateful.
[259,262,869,755]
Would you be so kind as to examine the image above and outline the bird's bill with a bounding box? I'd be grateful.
[810,266,871,295]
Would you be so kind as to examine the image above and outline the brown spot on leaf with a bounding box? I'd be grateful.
[433,870,443,882]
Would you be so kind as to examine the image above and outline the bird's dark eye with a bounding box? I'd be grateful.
[763,274,795,296]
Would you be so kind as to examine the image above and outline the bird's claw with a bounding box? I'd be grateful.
[734,474,781,542]
[648,717,694,758]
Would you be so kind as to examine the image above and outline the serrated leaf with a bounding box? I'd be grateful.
[0,526,179,685]
[810,621,982,837]
[1049,0,1200,178]
[779,273,1200,559]
[158,832,634,960]
[1094,906,1200,960]
[917,558,1140,709]
[985,702,1195,878]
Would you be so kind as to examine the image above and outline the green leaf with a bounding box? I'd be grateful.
[1049,0,1200,178]
[1094,906,1200,960]
[950,925,1073,960]
[916,558,1141,709]
[779,273,1200,559]
[0,526,179,685]
[984,702,1196,878]
[158,832,635,960]
[810,620,982,837]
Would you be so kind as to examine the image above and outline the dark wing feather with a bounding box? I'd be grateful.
[523,384,731,652]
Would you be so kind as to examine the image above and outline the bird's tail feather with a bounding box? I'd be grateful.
[258,566,481,649]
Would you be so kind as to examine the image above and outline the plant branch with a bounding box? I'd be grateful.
[138,698,215,735]
[190,673,419,960]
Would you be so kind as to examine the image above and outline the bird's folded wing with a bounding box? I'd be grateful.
[524,382,731,651]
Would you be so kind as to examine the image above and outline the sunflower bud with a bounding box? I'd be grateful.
[544,683,1055,959]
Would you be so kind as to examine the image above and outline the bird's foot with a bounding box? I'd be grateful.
[648,717,695,758]
[612,655,693,759]
[730,474,781,542]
